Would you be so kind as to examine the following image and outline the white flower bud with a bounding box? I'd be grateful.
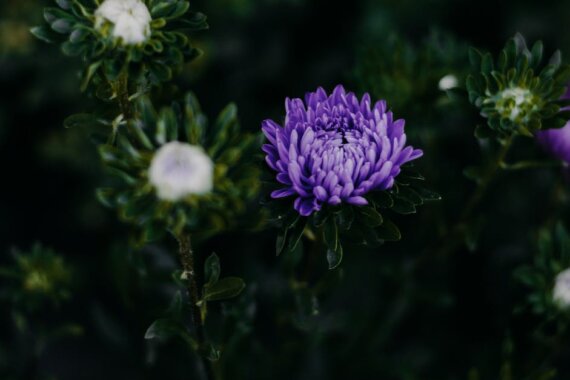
[149,142,214,202]
[95,0,151,45]
[438,74,458,91]
[553,268,570,308]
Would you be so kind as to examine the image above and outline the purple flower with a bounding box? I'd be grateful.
[262,85,423,216]
[536,122,570,163]
[536,86,570,164]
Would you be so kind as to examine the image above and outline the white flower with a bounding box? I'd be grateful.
[438,74,458,91]
[149,142,214,201]
[553,268,570,308]
[94,0,151,45]
[486,86,537,123]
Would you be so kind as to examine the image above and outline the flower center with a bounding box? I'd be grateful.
[487,86,539,124]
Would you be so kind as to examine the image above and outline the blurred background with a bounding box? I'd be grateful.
[1,0,570,379]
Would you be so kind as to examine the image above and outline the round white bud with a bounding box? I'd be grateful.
[149,142,214,202]
[553,267,570,308]
[95,0,151,45]
[438,74,458,91]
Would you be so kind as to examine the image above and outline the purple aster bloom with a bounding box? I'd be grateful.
[262,85,423,216]
[536,86,570,164]
[535,122,570,164]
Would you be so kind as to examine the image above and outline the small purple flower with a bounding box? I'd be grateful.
[262,85,423,216]
[536,86,570,164]
[535,122,570,164]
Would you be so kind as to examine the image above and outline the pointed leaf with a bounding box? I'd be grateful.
[204,253,220,286]
[326,243,343,270]
[145,318,198,350]
[203,277,245,302]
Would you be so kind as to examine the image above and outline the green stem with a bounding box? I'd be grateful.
[434,136,515,259]
[460,136,514,223]
[113,69,133,120]
[176,233,215,380]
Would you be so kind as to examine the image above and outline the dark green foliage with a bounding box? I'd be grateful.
[269,163,439,269]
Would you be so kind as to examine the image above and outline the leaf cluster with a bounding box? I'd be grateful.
[467,34,570,138]
[94,92,261,243]
[31,0,208,90]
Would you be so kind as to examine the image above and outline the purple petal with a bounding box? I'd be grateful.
[271,188,296,198]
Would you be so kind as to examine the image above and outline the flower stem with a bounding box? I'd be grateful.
[113,69,133,120]
[460,136,514,223]
[434,135,515,258]
[176,233,215,380]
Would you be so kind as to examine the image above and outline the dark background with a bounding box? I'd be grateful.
[1,0,570,379]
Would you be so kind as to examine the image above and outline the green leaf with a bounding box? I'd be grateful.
[69,28,90,43]
[204,253,220,287]
[397,187,423,206]
[30,26,60,43]
[370,191,393,208]
[44,7,73,22]
[129,120,154,150]
[156,107,178,144]
[359,206,383,227]
[56,0,72,10]
[183,92,206,145]
[415,187,442,202]
[136,96,158,126]
[145,318,198,350]
[336,206,354,231]
[323,217,338,251]
[481,53,494,74]
[80,61,102,91]
[169,12,209,31]
[209,103,238,157]
[168,2,190,19]
[64,113,104,130]
[530,40,543,68]
[50,19,74,34]
[276,230,287,256]
[149,62,172,82]
[203,277,245,302]
[166,291,184,318]
[391,196,416,214]
[376,219,401,241]
[151,1,179,18]
[95,188,116,208]
[326,243,343,270]
[468,47,483,68]
[285,218,306,254]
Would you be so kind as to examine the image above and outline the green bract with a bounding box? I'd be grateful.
[268,165,440,270]
[31,0,208,90]
[96,93,261,242]
[0,244,72,310]
[467,34,570,138]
